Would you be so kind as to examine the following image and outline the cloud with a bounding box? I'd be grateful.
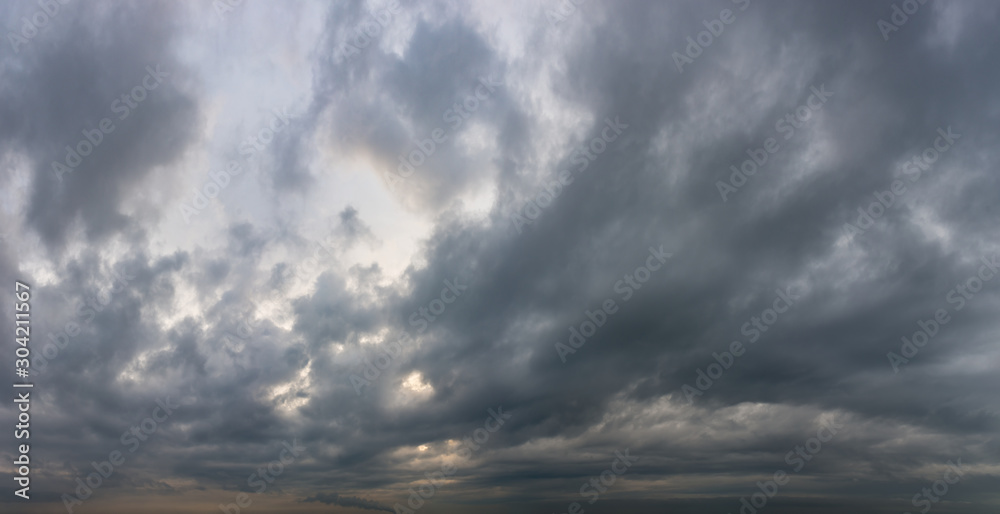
[0,1,201,257]
[301,491,394,512]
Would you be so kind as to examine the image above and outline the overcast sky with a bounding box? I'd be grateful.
[1,1,999,513]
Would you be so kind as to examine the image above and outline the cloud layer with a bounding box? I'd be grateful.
[1,1,998,513]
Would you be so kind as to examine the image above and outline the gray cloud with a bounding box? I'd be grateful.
[301,491,394,512]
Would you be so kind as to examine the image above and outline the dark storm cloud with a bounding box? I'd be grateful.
[301,491,394,512]
[282,0,1000,510]
[0,0,200,257]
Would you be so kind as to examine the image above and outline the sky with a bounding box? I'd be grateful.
[1,0,999,513]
